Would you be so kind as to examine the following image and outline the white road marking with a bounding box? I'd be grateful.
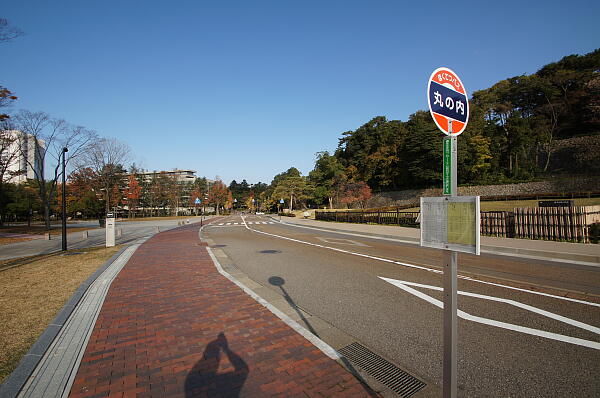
[218,223,224,226]
[260,218,600,307]
[277,219,600,268]
[234,222,239,225]
[239,216,600,308]
[316,237,370,247]
[379,277,600,350]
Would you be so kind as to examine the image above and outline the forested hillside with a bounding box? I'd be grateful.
[309,49,599,203]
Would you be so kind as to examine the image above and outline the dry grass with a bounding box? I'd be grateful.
[0,245,122,383]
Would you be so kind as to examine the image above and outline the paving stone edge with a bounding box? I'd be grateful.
[0,245,132,398]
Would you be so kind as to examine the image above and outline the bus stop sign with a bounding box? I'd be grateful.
[427,67,469,136]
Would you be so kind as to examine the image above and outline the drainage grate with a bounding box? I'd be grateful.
[338,343,426,397]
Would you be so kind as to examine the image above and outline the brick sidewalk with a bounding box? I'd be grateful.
[68,223,377,398]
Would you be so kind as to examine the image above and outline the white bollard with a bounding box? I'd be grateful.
[44,232,51,240]
[82,230,88,239]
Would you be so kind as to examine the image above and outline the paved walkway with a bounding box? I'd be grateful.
[67,223,376,397]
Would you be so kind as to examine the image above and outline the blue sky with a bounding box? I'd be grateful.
[2,1,598,184]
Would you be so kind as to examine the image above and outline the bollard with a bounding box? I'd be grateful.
[44,232,51,240]
[186,219,190,224]
[155,226,160,233]
[116,228,122,238]
[82,230,88,239]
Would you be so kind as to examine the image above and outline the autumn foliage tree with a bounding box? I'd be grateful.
[122,174,142,218]
[339,181,372,209]
[208,179,230,215]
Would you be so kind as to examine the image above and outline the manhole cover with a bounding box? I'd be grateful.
[259,250,281,254]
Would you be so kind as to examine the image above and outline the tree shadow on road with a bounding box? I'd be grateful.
[184,332,249,397]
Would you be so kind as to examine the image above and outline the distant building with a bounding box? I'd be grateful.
[135,169,198,183]
[3,130,45,183]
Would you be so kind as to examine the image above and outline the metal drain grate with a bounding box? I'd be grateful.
[338,342,426,397]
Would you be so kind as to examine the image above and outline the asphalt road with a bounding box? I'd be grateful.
[203,214,600,397]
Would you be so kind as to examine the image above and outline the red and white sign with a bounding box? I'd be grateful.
[427,67,469,136]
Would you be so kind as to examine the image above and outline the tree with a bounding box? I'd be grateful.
[208,179,230,215]
[308,151,345,209]
[14,110,96,229]
[272,174,312,212]
[122,174,142,218]
[403,111,443,187]
[64,167,103,219]
[0,19,24,43]
[0,87,18,121]
[339,181,372,209]
[76,137,130,214]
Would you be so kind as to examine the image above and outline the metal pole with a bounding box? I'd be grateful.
[443,121,457,398]
[61,147,68,251]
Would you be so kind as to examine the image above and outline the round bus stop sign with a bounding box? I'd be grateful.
[427,67,469,135]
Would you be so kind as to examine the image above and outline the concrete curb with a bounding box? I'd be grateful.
[0,245,130,398]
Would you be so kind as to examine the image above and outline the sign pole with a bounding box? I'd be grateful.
[443,121,458,398]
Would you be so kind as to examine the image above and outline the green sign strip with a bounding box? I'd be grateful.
[443,138,452,195]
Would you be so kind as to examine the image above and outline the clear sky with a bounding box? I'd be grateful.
[2,1,598,185]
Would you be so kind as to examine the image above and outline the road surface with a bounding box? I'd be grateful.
[202,214,600,397]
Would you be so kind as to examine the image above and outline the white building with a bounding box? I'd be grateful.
[2,130,45,183]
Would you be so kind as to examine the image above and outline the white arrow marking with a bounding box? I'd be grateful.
[379,276,600,350]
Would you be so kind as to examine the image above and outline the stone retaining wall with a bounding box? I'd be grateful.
[368,176,600,208]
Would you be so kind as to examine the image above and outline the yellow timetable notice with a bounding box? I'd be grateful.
[447,202,477,246]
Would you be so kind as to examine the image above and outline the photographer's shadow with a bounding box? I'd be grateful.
[185,333,249,397]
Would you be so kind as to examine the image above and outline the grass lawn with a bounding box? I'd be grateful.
[0,245,122,383]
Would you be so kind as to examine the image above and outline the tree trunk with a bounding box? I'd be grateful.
[44,203,51,230]
[328,197,333,210]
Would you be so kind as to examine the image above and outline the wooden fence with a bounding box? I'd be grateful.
[513,206,596,243]
[316,206,600,243]
[315,210,420,228]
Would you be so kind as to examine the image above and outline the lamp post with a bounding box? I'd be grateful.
[233,198,237,214]
[61,147,68,251]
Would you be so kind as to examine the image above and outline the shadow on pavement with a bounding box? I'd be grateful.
[184,333,249,397]
[268,276,380,397]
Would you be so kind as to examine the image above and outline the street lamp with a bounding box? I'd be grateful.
[61,147,68,251]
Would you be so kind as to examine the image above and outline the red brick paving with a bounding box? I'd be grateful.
[68,222,378,398]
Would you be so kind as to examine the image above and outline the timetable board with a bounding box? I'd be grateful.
[420,196,480,255]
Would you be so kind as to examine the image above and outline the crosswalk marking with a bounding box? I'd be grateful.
[211,221,276,227]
